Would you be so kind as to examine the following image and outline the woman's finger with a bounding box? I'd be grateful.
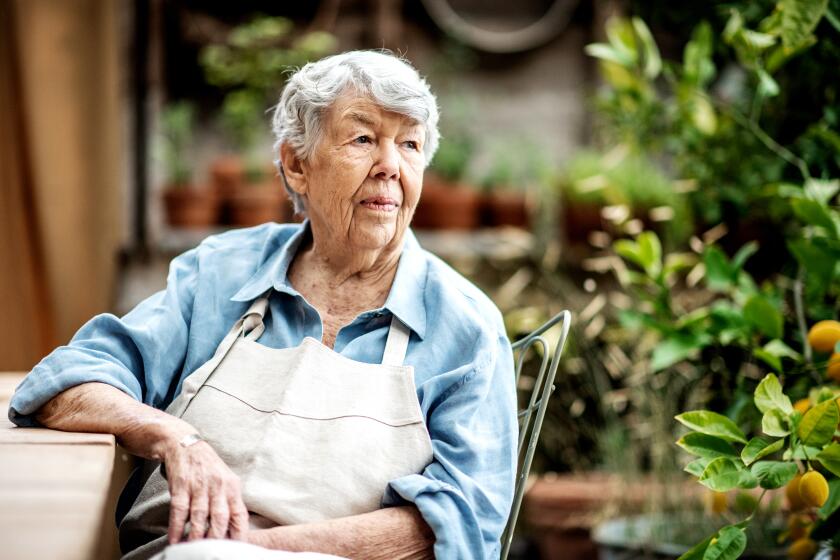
[168,484,190,544]
[187,489,210,541]
[206,487,230,539]
[228,493,249,541]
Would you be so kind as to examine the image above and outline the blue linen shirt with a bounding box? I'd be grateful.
[9,222,518,560]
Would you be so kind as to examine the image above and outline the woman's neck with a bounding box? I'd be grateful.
[298,220,404,290]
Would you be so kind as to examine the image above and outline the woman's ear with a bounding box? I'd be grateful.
[279,143,307,196]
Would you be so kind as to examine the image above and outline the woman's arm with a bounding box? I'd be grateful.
[36,383,250,544]
[247,505,434,560]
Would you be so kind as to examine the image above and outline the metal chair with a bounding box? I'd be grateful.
[500,310,572,560]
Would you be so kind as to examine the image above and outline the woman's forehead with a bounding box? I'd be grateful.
[329,95,422,130]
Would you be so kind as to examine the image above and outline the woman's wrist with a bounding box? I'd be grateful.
[119,411,198,462]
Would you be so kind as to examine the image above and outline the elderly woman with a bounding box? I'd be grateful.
[9,51,517,560]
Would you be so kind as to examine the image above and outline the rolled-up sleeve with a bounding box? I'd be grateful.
[384,332,518,560]
[8,248,199,427]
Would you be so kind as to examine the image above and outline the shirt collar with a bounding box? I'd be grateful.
[230,221,428,340]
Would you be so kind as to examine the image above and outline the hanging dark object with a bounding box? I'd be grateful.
[419,0,579,53]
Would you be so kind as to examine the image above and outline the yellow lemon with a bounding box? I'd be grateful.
[799,471,829,508]
[827,353,840,382]
[793,398,811,415]
[787,537,817,560]
[787,513,811,541]
[807,320,840,353]
[786,474,806,511]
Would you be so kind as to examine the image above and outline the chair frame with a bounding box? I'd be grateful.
[499,310,572,560]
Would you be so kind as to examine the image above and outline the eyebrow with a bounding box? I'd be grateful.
[345,111,376,127]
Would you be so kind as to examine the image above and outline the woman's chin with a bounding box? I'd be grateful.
[349,217,402,250]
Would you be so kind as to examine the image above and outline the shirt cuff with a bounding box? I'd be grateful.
[383,474,497,560]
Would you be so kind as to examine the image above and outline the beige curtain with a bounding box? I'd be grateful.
[0,0,124,370]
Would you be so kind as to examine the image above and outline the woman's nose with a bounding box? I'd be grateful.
[370,141,400,181]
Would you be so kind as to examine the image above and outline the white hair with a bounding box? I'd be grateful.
[271,50,440,215]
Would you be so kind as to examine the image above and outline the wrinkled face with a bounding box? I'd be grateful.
[296,94,426,250]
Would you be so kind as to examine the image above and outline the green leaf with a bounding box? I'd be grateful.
[750,460,799,489]
[754,374,794,415]
[683,21,715,88]
[798,399,840,447]
[652,333,711,371]
[762,339,802,360]
[816,442,840,478]
[677,535,713,560]
[753,348,781,372]
[788,239,836,291]
[743,295,783,339]
[730,242,758,272]
[677,411,748,443]
[762,409,791,437]
[804,178,840,205]
[780,0,829,52]
[792,198,839,238]
[605,17,638,65]
[757,68,779,97]
[818,478,840,519]
[788,444,823,460]
[678,433,739,459]
[741,437,785,466]
[702,525,747,560]
[584,43,634,66]
[704,247,735,291]
[700,458,756,492]
[685,457,713,477]
[637,231,663,277]
[632,17,661,79]
[614,239,643,268]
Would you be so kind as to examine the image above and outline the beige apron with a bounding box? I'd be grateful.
[120,292,434,559]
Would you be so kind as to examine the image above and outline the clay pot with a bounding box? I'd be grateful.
[162,185,220,228]
[413,173,481,230]
[482,190,531,228]
[227,177,291,227]
[209,155,245,199]
[561,202,604,245]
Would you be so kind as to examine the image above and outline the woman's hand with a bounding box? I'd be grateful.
[161,437,250,544]
[34,382,251,544]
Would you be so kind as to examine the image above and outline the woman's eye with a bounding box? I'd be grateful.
[403,140,419,151]
[355,135,371,144]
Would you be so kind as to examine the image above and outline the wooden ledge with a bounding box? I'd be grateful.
[0,371,125,560]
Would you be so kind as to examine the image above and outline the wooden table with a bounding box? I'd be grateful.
[0,372,127,560]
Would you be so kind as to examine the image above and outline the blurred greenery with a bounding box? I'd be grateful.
[575,1,840,555]
[199,14,336,179]
[158,101,196,187]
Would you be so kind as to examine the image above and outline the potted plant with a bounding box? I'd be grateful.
[414,130,482,230]
[216,89,288,226]
[558,149,692,248]
[159,101,220,228]
[199,15,336,226]
[478,142,543,229]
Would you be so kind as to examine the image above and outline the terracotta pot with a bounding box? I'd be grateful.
[227,178,290,227]
[209,155,245,199]
[413,174,481,230]
[524,473,707,560]
[162,185,220,228]
[561,202,604,245]
[483,190,530,228]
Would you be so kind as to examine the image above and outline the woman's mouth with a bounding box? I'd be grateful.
[360,196,399,212]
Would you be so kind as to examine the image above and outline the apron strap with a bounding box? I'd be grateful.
[242,293,270,341]
[381,315,411,366]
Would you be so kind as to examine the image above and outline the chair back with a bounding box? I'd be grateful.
[499,310,572,560]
